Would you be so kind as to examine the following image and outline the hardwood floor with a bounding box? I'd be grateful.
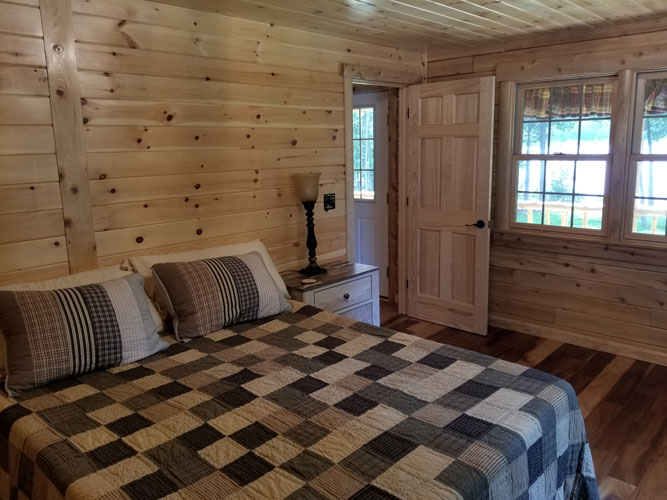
[380,301,667,500]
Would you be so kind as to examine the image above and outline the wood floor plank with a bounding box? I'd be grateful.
[598,476,636,500]
[516,338,562,367]
[578,356,635,418]
[379,303,666,499]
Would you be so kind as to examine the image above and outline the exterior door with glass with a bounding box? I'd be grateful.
[353,91,389,297]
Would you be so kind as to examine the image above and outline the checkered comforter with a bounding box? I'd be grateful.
[0,302,598,500]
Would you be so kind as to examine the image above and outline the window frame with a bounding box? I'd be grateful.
[623,71,667,243]
[508,76,617,237]
[352,104,376,202]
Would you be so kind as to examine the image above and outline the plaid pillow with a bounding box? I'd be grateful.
[0,274,167,396]
[152,251,291,340]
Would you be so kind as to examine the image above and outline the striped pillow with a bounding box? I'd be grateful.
[0,274,168,396]
[152,252,291,340]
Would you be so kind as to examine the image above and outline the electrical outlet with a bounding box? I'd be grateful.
[323,193,335,211]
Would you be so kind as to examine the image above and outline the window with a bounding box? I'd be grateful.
[512,80,614,233]
[627,73,667,239]
[352,106,375,200]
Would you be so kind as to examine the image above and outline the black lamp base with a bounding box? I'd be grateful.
[298,200,328,277]
[299,264,328,277]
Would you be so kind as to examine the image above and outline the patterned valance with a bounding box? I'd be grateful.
[644,78,667,115]
[523,82,614,120]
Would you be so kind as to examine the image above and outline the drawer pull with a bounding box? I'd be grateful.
[343,293,350,300]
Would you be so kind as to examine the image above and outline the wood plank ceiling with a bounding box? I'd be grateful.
[154,0,667,55]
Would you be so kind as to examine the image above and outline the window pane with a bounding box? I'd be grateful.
[523,87,550,121]
[575,161,606,195]
[573,195,603,230]
[517,160,544,192]
[635,161,667,198]
[360,107,373,138]
[353,140,360,169]
[643,78,667,116]
[361,170,374,200]
[579,119,611,153]
[545,161,574,194]
[640,116,667,154]
[361,140,374,170]
[632,199,667,235]
[550,86,580,119]
[544,194,573,227]
[353,171,361,199]
[582,83,614,118]
[353,109,360,139]
[521,121,549,154]
[516,193,543,224]
[549,120,579,154]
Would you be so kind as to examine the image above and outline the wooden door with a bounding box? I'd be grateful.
[406,77,495,335]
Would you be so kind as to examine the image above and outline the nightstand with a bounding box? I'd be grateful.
[280,262,380,326]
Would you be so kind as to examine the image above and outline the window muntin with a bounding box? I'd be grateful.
[352,106,375,201]
[512,80,614,233]
[628,75,667,239]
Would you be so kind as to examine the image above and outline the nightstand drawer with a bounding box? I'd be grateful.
[339,302,374,324]
[313,275,372,311]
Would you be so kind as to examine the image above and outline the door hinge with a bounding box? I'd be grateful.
[386,192,389,204]
[406,280,409,289]
[386,267,389,278]
[406,197,409,207]
[407,107,410,119]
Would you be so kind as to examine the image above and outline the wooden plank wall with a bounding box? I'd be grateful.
[0,0,424,285]
[0,0,69,284]
[427,31,667,364]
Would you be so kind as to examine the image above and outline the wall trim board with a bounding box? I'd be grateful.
[40,0,96,273]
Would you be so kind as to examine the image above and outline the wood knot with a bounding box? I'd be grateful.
[166,114,173,121]
[194,184,201,189]
[291,140,297,146]
[117,20,127,27]
[194,135,200,140]
[110,188,116,193]
[196,229,203,235]
[70,185,79,194]
[98,174,106,180]
[52,44,63,53]
[136,236,144,244]
[54,241,60,247]
[63,217,73,228]
[56,88,65,97]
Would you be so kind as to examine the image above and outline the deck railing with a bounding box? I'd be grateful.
[516,200,666,234]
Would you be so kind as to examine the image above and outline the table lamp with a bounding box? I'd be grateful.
[293,172,327,276]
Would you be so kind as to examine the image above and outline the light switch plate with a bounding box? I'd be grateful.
[323,193,335,211]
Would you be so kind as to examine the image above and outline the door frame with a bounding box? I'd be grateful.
[343,65,423,309]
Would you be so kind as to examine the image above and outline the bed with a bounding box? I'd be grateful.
[0,301,598,500]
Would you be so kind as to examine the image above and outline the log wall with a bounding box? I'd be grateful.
[0,0,424,285]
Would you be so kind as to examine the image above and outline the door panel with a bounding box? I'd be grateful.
[406,77,494,335]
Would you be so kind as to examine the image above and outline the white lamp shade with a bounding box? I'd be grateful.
[293,172,321,202]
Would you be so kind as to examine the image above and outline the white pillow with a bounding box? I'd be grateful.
[0,264,166,380]
[128,239,289,300]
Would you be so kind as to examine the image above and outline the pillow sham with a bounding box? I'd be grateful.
[0,274,168,396]
[152,252,291,340]
[129,239,289,301]
[0,264,166,379]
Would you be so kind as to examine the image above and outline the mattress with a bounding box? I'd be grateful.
[0,302,598,500]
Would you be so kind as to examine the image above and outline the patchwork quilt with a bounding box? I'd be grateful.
[0,302,598,500]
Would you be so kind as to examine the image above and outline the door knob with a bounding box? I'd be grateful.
[466,220,486,229]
